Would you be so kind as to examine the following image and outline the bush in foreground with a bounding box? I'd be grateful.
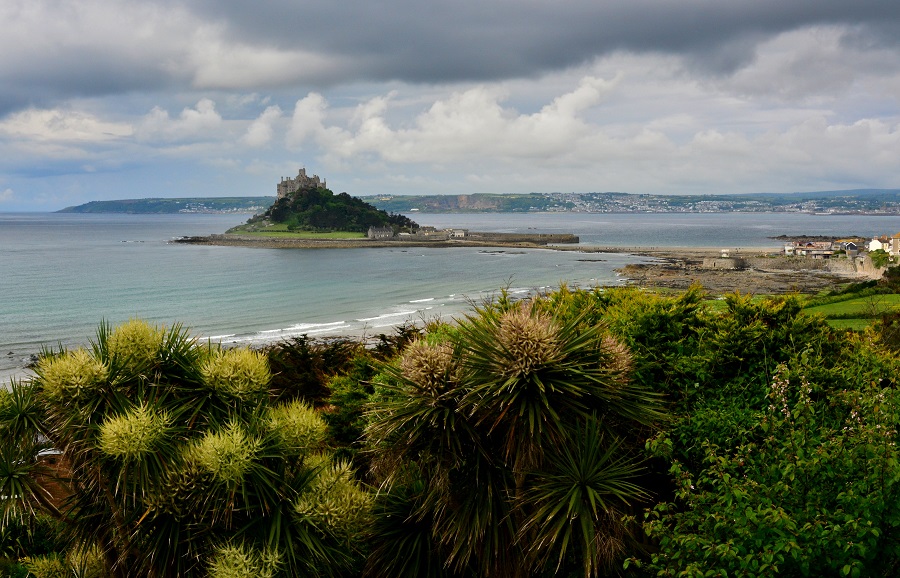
[0,320,368,578]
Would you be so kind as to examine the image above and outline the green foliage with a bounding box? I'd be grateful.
[0,320,370,578]
[263,336,363,405]
[881,265,900,291]
[803,294,900,319]
[0,515,65,561]
[253,187,417,233]
[366,299,666,576]
[267,400,328,454]
[323,374,372,466]
[363,480,457,578]
[7,284,900,577]
[21,555,68,578]
[643,356,900,577]
[870,249,892,268]
[875,311,900,351]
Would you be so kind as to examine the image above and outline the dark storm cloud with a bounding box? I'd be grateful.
[182,0,900,80]
[2,0,899,116]
[1,52,175,116]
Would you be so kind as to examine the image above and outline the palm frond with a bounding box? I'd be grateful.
[516,417,648,577]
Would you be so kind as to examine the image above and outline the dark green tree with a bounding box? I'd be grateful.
[365,300,666,577]
[254,187,417,233]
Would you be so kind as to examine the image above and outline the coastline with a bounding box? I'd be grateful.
[4,242,876,390]
[171,232,579,249]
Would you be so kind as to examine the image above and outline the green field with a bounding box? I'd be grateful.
[823,318,873,331]
[226,222,366,239]
[803,294,900,317]
[233,230,366,239]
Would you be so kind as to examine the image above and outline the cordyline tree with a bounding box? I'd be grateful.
[364,298,667,578]
[0,320,369,577]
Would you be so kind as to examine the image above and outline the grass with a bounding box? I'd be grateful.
[801,291,900,331]
[825,319,873,331]
[226,223,367,239]
[802,294,900,318]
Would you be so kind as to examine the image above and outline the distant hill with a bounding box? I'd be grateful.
[57,188,900,216]
[362,189,900,214]
[58,197,276,214]
[242,187,417,233]
[362,193,565,213]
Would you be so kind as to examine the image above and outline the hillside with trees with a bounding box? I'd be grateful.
[242,186,417,233]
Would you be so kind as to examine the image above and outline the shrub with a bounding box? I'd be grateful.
[1,320,370,578]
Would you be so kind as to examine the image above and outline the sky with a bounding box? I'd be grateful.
[1,0,900,211]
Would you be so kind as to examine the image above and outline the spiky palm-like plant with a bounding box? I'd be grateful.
[365,300,665,577]
[0,319,369,578]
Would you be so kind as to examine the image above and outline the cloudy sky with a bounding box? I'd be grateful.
[1,0,899,210]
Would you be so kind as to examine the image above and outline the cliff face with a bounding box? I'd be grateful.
[456,195,502,210]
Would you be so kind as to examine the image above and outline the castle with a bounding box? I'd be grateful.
[276,168,326,199]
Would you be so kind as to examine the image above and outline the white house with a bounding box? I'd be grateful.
[869,237,887,252]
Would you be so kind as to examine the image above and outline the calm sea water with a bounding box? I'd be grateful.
[2,211,898,384]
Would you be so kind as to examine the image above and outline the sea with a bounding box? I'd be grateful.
[2,211,898,385]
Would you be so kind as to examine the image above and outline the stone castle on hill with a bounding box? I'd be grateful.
[277,168,326,199]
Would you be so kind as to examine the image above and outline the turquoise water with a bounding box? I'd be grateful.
[3,211,898,383]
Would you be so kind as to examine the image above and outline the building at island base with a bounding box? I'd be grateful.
[368,226,470,240]
[277,168,326,199]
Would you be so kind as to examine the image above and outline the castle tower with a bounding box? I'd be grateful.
[276,168,327,198]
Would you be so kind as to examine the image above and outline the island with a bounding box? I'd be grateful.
[171,169,895,295]
[173,168,579,249]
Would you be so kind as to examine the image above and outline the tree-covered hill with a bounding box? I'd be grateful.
[247,186,417,232]
[58,197,275,214]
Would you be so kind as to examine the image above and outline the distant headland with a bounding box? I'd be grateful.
[58,197,276,214]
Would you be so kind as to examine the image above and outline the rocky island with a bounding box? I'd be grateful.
[174,168,579,249]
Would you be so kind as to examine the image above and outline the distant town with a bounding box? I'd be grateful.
[363,189,900,215]
[60,189,900,215]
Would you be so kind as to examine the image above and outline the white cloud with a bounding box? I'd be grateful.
[0,108,132,142]
[136,99,223,142]
[241,105,283,147]
[0,188,13,202]
[291,75,620,163]
[286,93,349,148]
[264,68,900,195]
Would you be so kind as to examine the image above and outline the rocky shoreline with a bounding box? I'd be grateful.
[602,246,873,294]
[174,234,876,295]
